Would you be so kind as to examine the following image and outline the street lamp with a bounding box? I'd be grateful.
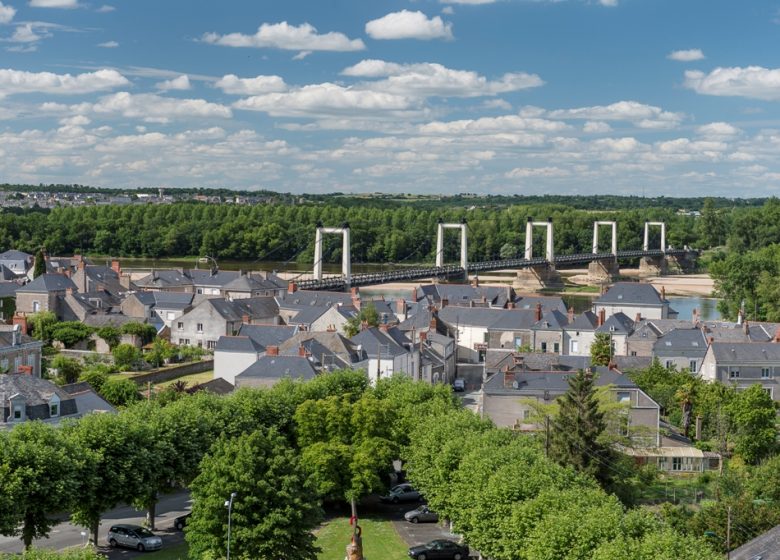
[198,255,219,276]
[225,492,237,560]
[80,531,87,548]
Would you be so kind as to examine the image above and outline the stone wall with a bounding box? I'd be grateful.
[129,359,214,386]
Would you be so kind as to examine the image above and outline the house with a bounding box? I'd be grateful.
[287,303,357,333]
[397,310,457,382]
[593,282,677,320]
[562,311,599,356]
[15,273,77,318]
[0,323,43,377]
[275,288,355,324]
[278,331,364,370]
[729,523,780,560]
[0,375,78,425]
[60,381,116,416]
[699,341,780,401]
[213,325,299,384]
[595,312,635,356]
[351,325,419,384]
[652,328,708,372]
[481,366,660,446]
[134,270,193,293]
[234,351,319,389]
[513,295,567,314]
[626,318,694,357]
[417,282,513,309]
[531,308,571,354]
[71,261,129,297]
[485,308,539,351]
[173,297,280,349]
[437,307,510,362]
[222,271,287,300]
[0,250,33,280]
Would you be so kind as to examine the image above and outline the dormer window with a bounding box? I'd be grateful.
[49,394,60,418]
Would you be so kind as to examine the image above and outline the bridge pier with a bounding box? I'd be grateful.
[638,256,668,277]
[513,264,563,292]
[587,257,620,283]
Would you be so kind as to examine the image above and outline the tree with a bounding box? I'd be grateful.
[675,381,696,439]
[697,197,726,249]
[120,322,157,345]
[0,549,106,559]
[550,369,613,486]
[96,326,121,349]
[49,322,93,348]
[0,422,84,549]
[112,343,141,370]
[187,429,322,560]
[499,242,517,259]
[100,376,140,406]
[342,303,380,337]
[726,384,778,464]
[49,355,83,385]
[146,338,175,368]
[592,529,721,560]
[33,248,46,279]
[27,311,57,344]
[590,333,612,366]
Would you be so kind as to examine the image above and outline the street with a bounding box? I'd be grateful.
[0,490,191,557]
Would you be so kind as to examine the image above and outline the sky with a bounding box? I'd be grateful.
[1,1,780,197]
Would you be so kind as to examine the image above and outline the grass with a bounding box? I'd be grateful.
[149,542,188,559]
[637,473,714,505]
[316,516,409,560]
[153,370,215,389]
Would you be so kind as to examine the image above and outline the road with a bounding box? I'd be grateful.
[0,490,191,557]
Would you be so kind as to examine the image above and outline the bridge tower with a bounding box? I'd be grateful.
[639,221,668,276]
[588,221,620,283]
[314,222,352,285]
[515,217,562,291]
[435,219,468,279]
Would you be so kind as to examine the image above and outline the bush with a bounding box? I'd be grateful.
[100,376,141,407]
[120,322,157,345]
[80,364,113,393]
[49,355,83,385]
[96,325,121,349]
[49,322,94,348]
[112,343,142,371]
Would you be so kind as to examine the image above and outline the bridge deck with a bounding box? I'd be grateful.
[296,249,694,291]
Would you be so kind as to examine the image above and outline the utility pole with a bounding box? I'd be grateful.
[545,415,551,458]
[726,505,731,560]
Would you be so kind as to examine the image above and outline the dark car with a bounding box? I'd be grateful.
[408,539,469,560]
[404,505,439,523]
[173,513,191,530]
[380,482,421,503]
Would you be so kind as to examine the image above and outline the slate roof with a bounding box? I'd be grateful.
[288,306,330,326]
[215,336,264,353]
[60,382,116,415]
[281,338,352,369]
[596,312,634,334]
[236,356,318,381]
[238,324,298,350]
[134,270,192,289]
[276,290,354,310]
[594,282,664,306]
[279,331,362,363]
[484,367,637,396]
[485,350,592,374]
[488,309,539,331]
[0,325,40,348]
[83,314,137,327]
[653,328,708,358]
[0,250,32,261]
[351,327,410,358]
[0,282,20,298]
[188,269,241,288]
[419,284,512,308]
[565,310,599,331]
[438,306,509,328]
[514,295,567,313]
[195,377,235,395]
[708,342,780,363]
[0,375,72,406]
[730,524,780,560]
[532,309,570,331]
[18,273,77,294]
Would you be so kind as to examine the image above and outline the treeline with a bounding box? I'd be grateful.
[0,201,700,263]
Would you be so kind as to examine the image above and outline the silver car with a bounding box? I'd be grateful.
[107,524,162,552]
[405,505,439,523]
[381,483,421,503]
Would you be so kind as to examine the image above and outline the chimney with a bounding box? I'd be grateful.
[471,275,479,288]
[598,309,606,327]
[298,344,307,357]
[504,369,515,389]
[507,301,515,309]
[77,259,86,271]
[440,298,448,309]
[396,298,406,316]
[361,320,369,332]
[266,345,279,356]
[535,302,542,322]
[17,365,32,376]
[326,324,336,332]
[111,260,121,275]
[692,308,699,325]
[66,287,73,296]
[568,306,574,324]
[420,330,428,342]
[63,269,71,278]
[660,285,666,300]
[119,273,131,290]
[242,314,250,325]
[410,288,417,303]
[708,335,715,345]
[608,359,617,371]
[635,312,642,323]
[13,314,27,336]
[379,323,389,333]
[11,324,19,346]
[429,317,437,331]
[288,281,297,294]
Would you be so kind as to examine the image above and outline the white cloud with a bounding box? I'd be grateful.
[583,121,612,133]
[0,2,16,24]
[545,100,683,129]
[0,68,129,95]
[697,122,740,137]
[506,166,570,178]
[599,0,618,6]
[441,6,455,14]
[342,59,543,98]
[419,115,568,135]
[29,0,79,7]
[10,23,43,43]
[156,75,191,91]
[215,74,287,95]
[233,83,414,118]
[440,0,496,4]
[202,21,365,52]
[483,99,511,110]
[667,48,705,62]
[96,4,114,12]
[91,92,232,122]
[684,66,780,100]
[365,10,453,41]
[97,40,118,48]
[59,114,90,126]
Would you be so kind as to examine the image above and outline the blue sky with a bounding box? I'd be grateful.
[2,0,780,196]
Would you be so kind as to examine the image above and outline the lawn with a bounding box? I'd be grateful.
[153,370,215,390]
[316,516,408,560]
[638,473,714,505]
[149,542,188,559]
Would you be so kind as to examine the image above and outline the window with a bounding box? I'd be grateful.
[196,323,204,333]
[689,360,697,372]
[197,341,203,348]
[14,357,21,372]
[196,288,203,295]
[207,340,217,349]
[12,405,23,420]
[631,351,637,357]
[672,457,682,471]
[167,312,175,320]
[763,387,773,399]
[177,322,184,330]
[483,332,489,344]
[570,340,579,354]
[553,342,560,354]
[616,391,631,403]
[762,368,772,379]
[729,368,740,379]
[541,342,547,353]
[666,360,673,369]
[26,354,34,366]
[50,403,59,417]
[32,301,40,312]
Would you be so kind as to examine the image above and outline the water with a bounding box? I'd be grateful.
[667,296,721,321]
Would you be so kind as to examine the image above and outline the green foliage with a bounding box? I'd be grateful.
[0,422,85,548]
[49,322,94,348]
[590,333,612,366]
[726,384,778,464]
[120,322,157,345]
[99,376,140,406]
[27,312,57,344]
[592,528,721,560]
[111,343,142,370]
[0,548,106,559]
[146,338,176,368]
[79,363,113,393]
[33,249,46,279]
[342,303,380,337]
[96,326,121,349]
[49,355,83,385]
[187,429,322,560]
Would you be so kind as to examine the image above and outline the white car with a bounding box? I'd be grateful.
[453,379,466,392]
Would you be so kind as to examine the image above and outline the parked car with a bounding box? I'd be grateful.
[453,379,466,392]
[174,512,191,530]
[107,524,162,552]
[381,482,421,503]
[404,505,439,523]
[408,539,469,559]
